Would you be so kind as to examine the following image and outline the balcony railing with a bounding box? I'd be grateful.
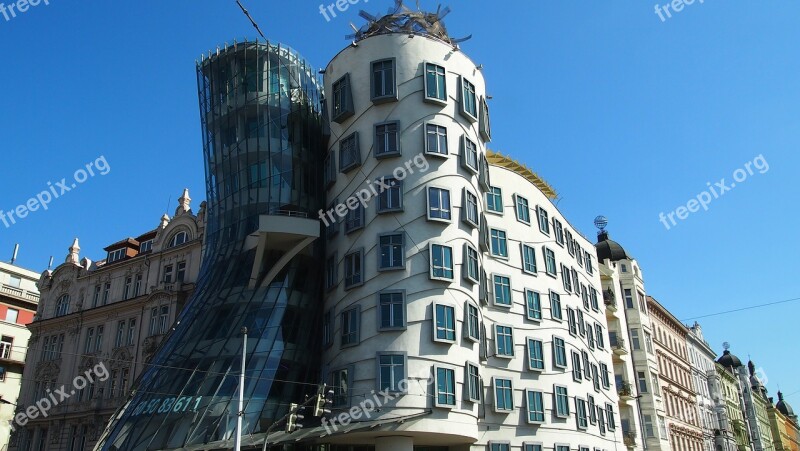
[617,382,634,399]
[603,289,617,310]
[623,431,637,447]
[611,336,628,354]
[0,283,39,303]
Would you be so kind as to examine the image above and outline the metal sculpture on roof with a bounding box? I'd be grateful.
[348,0,471,45]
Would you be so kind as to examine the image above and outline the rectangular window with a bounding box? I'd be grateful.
[324,152,336,187]
[486,186,503,213]
[561,264,572,292]
[553,219,565,246]
[554,385,569,417]
[590,287,599,311]
[371,59,396,102]
[425,124,449,156]
[427,187,452,221]
[465,303,480,342]
[379,291,405,330]
[572,351,583,381]
[645,331,654,353]
[588,395,597,424]
[326,253,338,290]
[339,132,361,173]
[379,234,404,270]
[585,252,594,274]
[95,326,104,352]
[479,96,491,141]
[460,76,478,120]
[176,261,186,283]
[424,62,447,103]
[331,368,349,407]
[434,303,456,342]
[495,325,514,357]
[375,122,400,158]
[494,378,513,411]
[527,338,544,370]
[524,444,543,451]
[521,244,537,275]
[601,363,611,389]
[490,443,510,451]
[490,229,508,258]
[567,308,577,336]
[341,307,360,347]
[133,275,141,297]
[463,244,480,283]
[577,310,586,336]
[583,351,591,380]
[479,152,491,190]
[344,250,363,289]
[577,398,588,429]
[332,74,354,123]
[462,189,479,227]
[163,265,173,284]
[103,283,111,304]
[587,323,596,349]
[553,336,567,368]
[115,321,125,348]
[544,247,557,276]
[435,366,456,407]
[537,207,550,235]
[377,177,403,212]
[515,195,530,223]
[84,328,94,354]
[598,407,606,434]
[430,244,454,280]
[123,277,132,300]
[637,371,648,393]
[344,200,364,233]
[624,289,634,309]
[465,363,481,402]
[606,404,616,430]
[576,244,584,267]
[526,390,545,423]
[643,415,655,438]
[492,275,511,306]
[378,353,405,392]
[461,136,479,173]
[525,290,542,321]
[158,306,168,334]
[550,291,562,320]
[631,329,641,350]
[595,323,605,349]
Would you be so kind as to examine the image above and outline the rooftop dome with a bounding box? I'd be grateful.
[777,392,796,418]
[717,350,743,369]
[595,230,631,262]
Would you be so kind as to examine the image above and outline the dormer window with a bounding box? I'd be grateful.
[139,240,153,253]
[107,249,126,263]
[168,231,189,248]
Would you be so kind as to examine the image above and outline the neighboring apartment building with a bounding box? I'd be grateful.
[747,360,777,451]
[596,231,667,451]
[709,357,747,451]
[648,296,703,451]
[0,260,40,450]
[10,190,204,451]
[768,392,800,451]
[716,350,755,451]
[687,322,719,450]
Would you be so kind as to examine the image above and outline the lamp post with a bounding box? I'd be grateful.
[235,327,248,451]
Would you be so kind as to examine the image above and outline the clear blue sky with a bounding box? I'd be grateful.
[1,1,798,399]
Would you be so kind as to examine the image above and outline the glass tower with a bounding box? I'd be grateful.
[96,41,326,450]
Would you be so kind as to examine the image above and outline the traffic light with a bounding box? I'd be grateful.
[285,403,304,433]
[313,384,334,417]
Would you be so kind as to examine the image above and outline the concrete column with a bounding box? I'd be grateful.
[376,436,414,451]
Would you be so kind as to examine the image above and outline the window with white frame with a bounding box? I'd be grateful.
[378,353,405,393]
[490,229,508,258]
[521,244,537,275]
[377,177,403,212]
[526,290,542,321]
[494,378,513,411]
[430,244,454,280]
[537,207,550,235]
[462,136,479,173]
[375,121,400,158]
[554,385,569,417]
[433,303,456,342]
[550,291,563,320]
[463,244,480,283]
[339,132,361,173]
[465,302,480,342]
[577,397,589,429]
[343,250,363,289]
[465,362,481,402]
[379,291,405,330]
[427,187,451,221]
[553,336,567,368]
[462,188,479,227]
[486,186,503,213]
[515,195,530,223]
[493,275,511,306]
[435,366,456,407]
[526,389,545,423]
[553,219,564,245]
[424,62,447,103]
[495,325,514,357]
[460,76,478,120]
[425,124,448,156]
[379,234,404,270]
[544,247,557,276]
[341,307,360,347]
[527,338,544,370]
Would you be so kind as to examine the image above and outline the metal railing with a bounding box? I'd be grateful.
[0,283,39,302]
[617,382,634,398]
[611,335,627,352]
[268,209,309,218]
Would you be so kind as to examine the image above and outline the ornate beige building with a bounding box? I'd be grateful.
[10,190,205,451]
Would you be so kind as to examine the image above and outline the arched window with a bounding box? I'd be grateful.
[55,294,70,317]
[168,231,189,248]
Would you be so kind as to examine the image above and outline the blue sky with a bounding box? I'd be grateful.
[1,0,798,398]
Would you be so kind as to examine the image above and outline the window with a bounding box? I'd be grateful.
[588,395,597,424]
[322,310,332,347]
[115,321,126,348]
[371,59,396,102]
[424,62,447,103]
[489,229,508,258]
[544,247,557,276]
[377,233,404,270]
[631,329,641,350]
[585,252,594,274]
[590,288,600,311]
[643,415,655,438]
[524,444,543,451]
[430,244,454,280]
[427,187,452,221]
[494,378,513,411]
[341,307,360,347]
[555,446,570,451]
[572,351,583,381]
[581,286,590,310]
[521,244,537,275]
[8,275,21,288]
[339,132,361,173]
[576,244,584,267]
[567,308,577,336]
[461,136,479,173]
[127,318,136,345]
[637,371,648,393]
[525,290,542,321]
[561,264,572,293]
[123,277,132,300]
[486,186,503,213]
[553,336,567,368]
[460,76,478,120]
[537,207,550,235]
[550,291,562,320]
[462,189,479,227]
[651,372,661,396]
[577,398,588,429]
[375,122,400,157]
[344,250,364,289]
[479,152,491,190]
[95,326,104,352]
[84,328,94,354]
[324,152,336,187]
[465,363,481,402]
[6,308,18,323]
[645,332,654,353]
[598,407,606,434]
[493,275,511,306]
[102,283,110,305]
[169,231,188,248]
[527,339,544,370]
[606,404,616,430]
[378,353,405,392]
[379,291,405,330]
[657,415,667,437]
[624,289,634,309]
[331,368,349,407]
[55,295,70,317]
[377,177,403,212]
[435,366,456,407]
[566,230,575,255]
[515,195,530,223]
[495,325,514,357]
[158,306,169,334]
[490,443,510,451]
[433,303,456,342]
[554,385,570,417]
[601,363,611,388]
[425,123,449,156]
[479,96,492,141]
[583,351,591,380]
[344,200,364,233]
[163,265,174,284]
[107,248,125,263]
[595,324,605,349]
[325,253,338,290]
[332,74,354,123]
[176,261,186,283]
[553,219,565,245]
[465,303,480,342]
[577,310,585,336]
[587,326,595,349]
[526,390,545,423]
[463,244,480,283]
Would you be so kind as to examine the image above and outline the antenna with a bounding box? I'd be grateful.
[235,0,266,40]
[10,244,19,265]
[723,342,730,351]
[48,256,54,270]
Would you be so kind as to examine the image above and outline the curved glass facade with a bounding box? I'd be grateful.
[97,42,325,450]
